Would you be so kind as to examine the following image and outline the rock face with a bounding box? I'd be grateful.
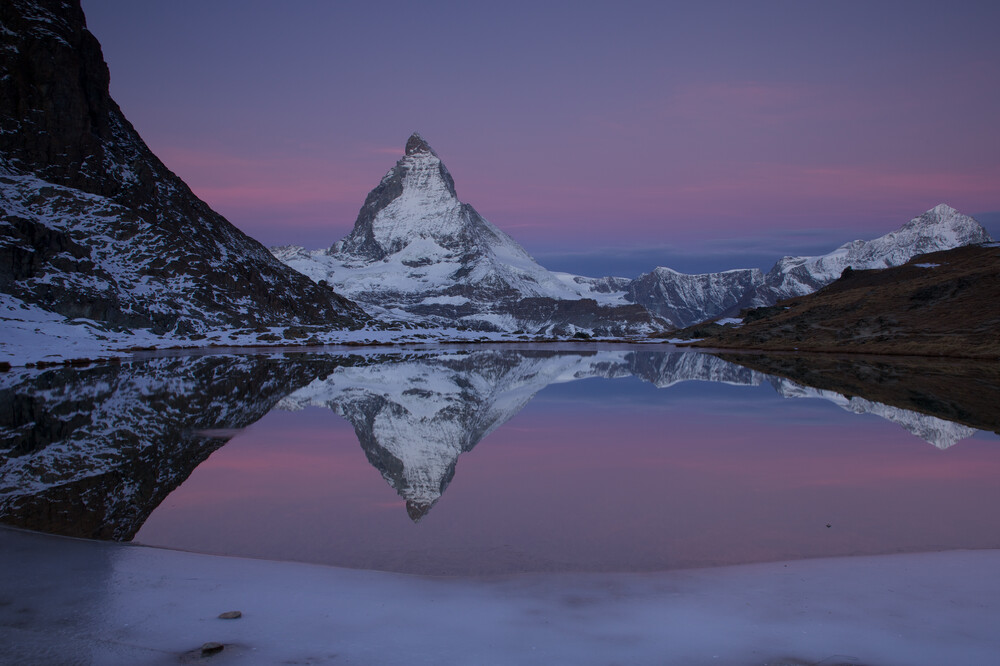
[273,133,660,336]
[0,0,366,335]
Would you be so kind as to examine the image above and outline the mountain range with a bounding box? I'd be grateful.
[276,134,993,333]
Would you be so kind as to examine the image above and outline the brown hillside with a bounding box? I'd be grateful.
[690,244,1000,358]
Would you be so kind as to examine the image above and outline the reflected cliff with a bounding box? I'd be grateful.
[0,353,352,538]
[1,347,995,539]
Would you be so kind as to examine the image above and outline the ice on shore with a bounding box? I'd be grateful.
[1,527,998,665]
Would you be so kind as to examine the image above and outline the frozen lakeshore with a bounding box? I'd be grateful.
[1,527,998,665]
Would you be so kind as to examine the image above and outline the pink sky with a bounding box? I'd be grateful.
[83,1,1000,275]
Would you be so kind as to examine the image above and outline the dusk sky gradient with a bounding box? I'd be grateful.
[82,1,1000,276]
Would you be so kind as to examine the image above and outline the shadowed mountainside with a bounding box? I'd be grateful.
[0,0,366,335]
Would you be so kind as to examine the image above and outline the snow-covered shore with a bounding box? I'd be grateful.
[1,294,663,368]
[0,301,517,368]
[2,526,998,665]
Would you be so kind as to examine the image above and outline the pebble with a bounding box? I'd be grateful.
[200,642,224,655]
[218,610,242,619]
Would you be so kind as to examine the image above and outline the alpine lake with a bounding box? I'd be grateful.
[2,344,999,576]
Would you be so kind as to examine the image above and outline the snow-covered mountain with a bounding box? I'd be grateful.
[276,137,990,334]
[278,349,624,520]
[0,0,366,340]
[273,134,660,336]
[277,348,979,521]
[616,204,992,329]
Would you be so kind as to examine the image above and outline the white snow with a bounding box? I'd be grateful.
[2,526,998,665]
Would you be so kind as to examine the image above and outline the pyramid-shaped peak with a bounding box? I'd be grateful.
[405,132,436,156]
[930,203,958,216]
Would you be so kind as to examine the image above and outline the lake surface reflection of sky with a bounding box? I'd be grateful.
[134,366,1000,575]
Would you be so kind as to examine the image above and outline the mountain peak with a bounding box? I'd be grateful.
[405,132,435,156]
[930,203,958,216]
[910,204,992,243]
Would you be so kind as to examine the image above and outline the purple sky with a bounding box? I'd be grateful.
[82,1,1000,276]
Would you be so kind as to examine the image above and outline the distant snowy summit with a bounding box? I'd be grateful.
[751,203,993,306]
[276,132,992,332]
[273,133,659,336]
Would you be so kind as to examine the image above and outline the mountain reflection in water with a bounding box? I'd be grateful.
[1,346,998,572]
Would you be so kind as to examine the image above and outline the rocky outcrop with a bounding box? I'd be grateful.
[0,0,367,335]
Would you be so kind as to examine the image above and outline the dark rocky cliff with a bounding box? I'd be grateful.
[0,0,367,333]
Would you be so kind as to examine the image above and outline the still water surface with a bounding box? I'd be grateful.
[3,346,999,575]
